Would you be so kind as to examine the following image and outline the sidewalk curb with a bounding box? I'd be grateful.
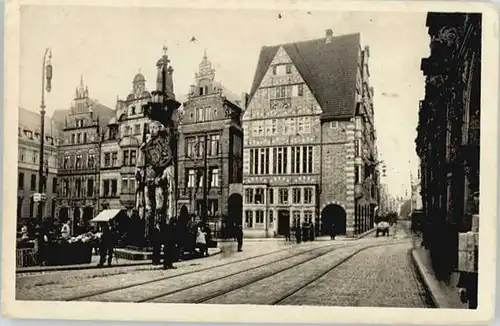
[410,249,445,308]
[17,248,222,274]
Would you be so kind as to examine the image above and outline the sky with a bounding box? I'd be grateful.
[19,6,430,199]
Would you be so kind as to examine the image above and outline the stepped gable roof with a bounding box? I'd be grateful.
[249,33,361,119]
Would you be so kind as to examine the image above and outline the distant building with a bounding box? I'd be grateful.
[17,108,62,222]
[56,77,114,234]
[177,52,245,228]
[242,29,379,238]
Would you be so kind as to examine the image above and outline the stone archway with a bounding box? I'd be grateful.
[321,204,347,235]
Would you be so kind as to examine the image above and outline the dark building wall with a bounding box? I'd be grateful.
[417,13,481,280]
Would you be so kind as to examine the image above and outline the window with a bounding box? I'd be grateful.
[304,211,313,224]
[87,179,94,197]
[134,124,141,135]
[208,135,220,156]
[77,133,81,144]
[265,148,270,174]
[88,153,95,168]
[187,169,196,188]
[18,173,24,190]
[268,210,274,226]
[103,180,110,197]
[186,138,196,158]
[255,188,264,204]
[122,178,129,193]
[272,148,277,174]
[260,149,265,175]
[279,188,289,204]
[355,139,362,157]
[245,188,254,204]
[71,134,76,144]
[258,124,263,136]
[130,150,137,166]
[111,179,117,196]
[63,180,69,197]
[286,64,292,74]
[330,121,339,129]
[308,146,313,173]
[249,149,254,175]
[271,120,277,134]
[104,153,111,167]
[75,154,83,169]
[256,210,264,224]
[111,152,118,166]
[131,106,136,115]
[19,148,26,162]
[245,211,253,228]
[64,155,70,169]
[292,146,300,174]
[123,151,130,166]
[304,188,313,204]
[253,149,259,175]
[272,66,277,75]
[298,84,304,96]
[75,179,82,197]
[83,133,87,143]
[355,166,361,184]
[125,126,131,136]
[268,188,274,204]
[30,174,37,190]
[277,147,283,174]
[292,188,301,204]
[52,177,57,193]
[32,150,38,164]
[275,86,287,99]
[211,168,219,187]
[196,107,205,122]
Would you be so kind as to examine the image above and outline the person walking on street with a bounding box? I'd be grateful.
[295,224,302,244]
[236,224,243,252]
[196,226,208,257]
[163,220,177,270]
[151,223,162,265]
[98,223,115,267]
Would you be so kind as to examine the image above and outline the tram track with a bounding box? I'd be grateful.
[140,239,408,304]
[67,242,339,301]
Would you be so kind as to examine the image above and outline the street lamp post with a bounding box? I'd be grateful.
[37,48,52,222]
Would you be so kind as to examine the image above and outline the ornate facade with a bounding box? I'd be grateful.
[17,108,61,222]
[243,30,379,238]
[177,52,244,229]
[417,13,481,280]
[56,77,114,234]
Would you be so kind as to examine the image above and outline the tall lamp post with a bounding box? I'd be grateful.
[37,48,53,222]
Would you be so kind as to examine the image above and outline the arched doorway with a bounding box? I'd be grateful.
[321,204,347,235]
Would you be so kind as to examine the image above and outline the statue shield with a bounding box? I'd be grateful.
[143,135,173,169]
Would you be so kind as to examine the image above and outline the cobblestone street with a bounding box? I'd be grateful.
[15,224,433,308]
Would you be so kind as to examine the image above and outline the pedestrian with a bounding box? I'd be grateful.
[295,224,302,243]
[235,224,243,252]
[330,222,336,240]
[162,220,177,270]
[97,223,115,267]
[196,226,208,257]
[284,225,291,243]
[151,223,162,265]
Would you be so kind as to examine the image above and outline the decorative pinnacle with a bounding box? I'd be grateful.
[203,48,207,60]
[162,45,168,56]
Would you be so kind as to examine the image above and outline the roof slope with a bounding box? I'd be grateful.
[249,33,361,119]
[19,107,62,138]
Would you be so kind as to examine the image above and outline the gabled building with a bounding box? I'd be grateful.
[56,77,114,234]
[177,52,245,230]
[17,108,62,222]
[242,29,378,238]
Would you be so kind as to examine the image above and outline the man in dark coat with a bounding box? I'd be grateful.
[162,220,177,269]
[151,223,162,265]
[98,223,115,267]
[235,224,243,252]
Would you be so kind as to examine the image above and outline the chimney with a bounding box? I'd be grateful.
[325,29,333,44]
